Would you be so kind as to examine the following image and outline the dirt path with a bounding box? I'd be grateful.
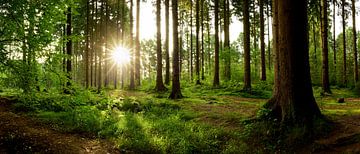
[0,97,119,154]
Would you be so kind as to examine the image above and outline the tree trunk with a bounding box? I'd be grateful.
[85,0,90,88]
[195,0,201,85]
[169,0,183,99]
[129,0,135,90]
[342,0,347,86]
[155,0,167,91]
[267,2,271,71]
[213,0,220,87]
[135,0,141,86]
[190,0,193,81]
[224,0,231,81]
[97,0,104,93]
[66,6,72,91]
[243,0,251,91]
[165,0,170,85]
[321,0,331,93]
[104,2,109,88]
[260,0,266,81]
[265,0,322,126]
[333,1,337,84]
[352,0,358,83]
[201,0,205,80]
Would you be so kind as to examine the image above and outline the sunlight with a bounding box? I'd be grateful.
[112,46,131,65]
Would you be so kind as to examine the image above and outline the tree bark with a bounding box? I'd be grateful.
[165,0,170,85]
[66,6,72,91]
[155,0,167,92]
[224,0,231,81]
[169,0,183,99]
[195,0,201,85]
[265,0,322,126]
[135,0,141,86]
[213,0,220,87]
[243,0,251,91]
[352,0,358,83]
[321,0,331,93]
[333,1,337,84]
[129,0,135,90]
[342,0,347,86]
[260,0,266,81]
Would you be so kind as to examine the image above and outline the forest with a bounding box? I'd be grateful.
[1,0,360,153]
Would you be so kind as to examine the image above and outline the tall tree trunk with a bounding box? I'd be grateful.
[195,0,201,85]
[321,0,331,93]
[224,0,231,81]
[85,0,90,88]
[190,0,193,81]
[155,0,167,91]
[333,1,337,84]
[352,0,358,83]
[267,2,271,71]
[66,6,72,92]
[129,0,135,89]
[165,0,170,85]
[260,0,266,81]
[201,0,205,80]
[243,0,251,91]
[135,0,141,86]
[98,0,104,93]
[265,0,321,126]
[342,0,347,86]
[213,0,220,87]
[104,2,109,88]
[169,0,183,99]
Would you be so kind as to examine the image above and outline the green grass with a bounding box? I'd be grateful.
[7,84,360,153]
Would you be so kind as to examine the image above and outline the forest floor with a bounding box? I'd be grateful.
[1,87,360,153]
[0,97,120,154]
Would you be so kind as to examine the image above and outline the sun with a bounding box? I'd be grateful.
[112,46,131,65]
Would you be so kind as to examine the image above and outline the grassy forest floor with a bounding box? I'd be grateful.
[1,83,360,153]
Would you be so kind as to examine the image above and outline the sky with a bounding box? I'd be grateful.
[136,1,360,45]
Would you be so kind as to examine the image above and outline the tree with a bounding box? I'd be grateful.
[135,0,141,86]
[265,0,322,126]
[321,0,331,93]
[352,0,358,83]
[243,0,251,91]
[129,0,135,90]
[224,0,231,81]
[66,6,72,92]
[165,0,170,85]
[260,0,266,81]
[85,0,90,88]
[213,0,220,87]
[342,0,347,86]
[333,0,337,84]
[195,0,201,85]
[169,0,183,99]
[155,0,167,91]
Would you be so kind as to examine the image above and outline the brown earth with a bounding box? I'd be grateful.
[0,97,120,154]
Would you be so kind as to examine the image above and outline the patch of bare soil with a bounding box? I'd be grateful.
[0,97,119,154]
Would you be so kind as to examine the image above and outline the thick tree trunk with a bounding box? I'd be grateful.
[260,0,266,81]
[243,0,251,91]
[321,0,331,93]
[155,0,167,92]
[342,0,347,86]
[265,0,322,126]
[165,0,170,85]
[201,0,205,80]
[213,0,220,87]
[169,0,183,99]
[352,0,358,83]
